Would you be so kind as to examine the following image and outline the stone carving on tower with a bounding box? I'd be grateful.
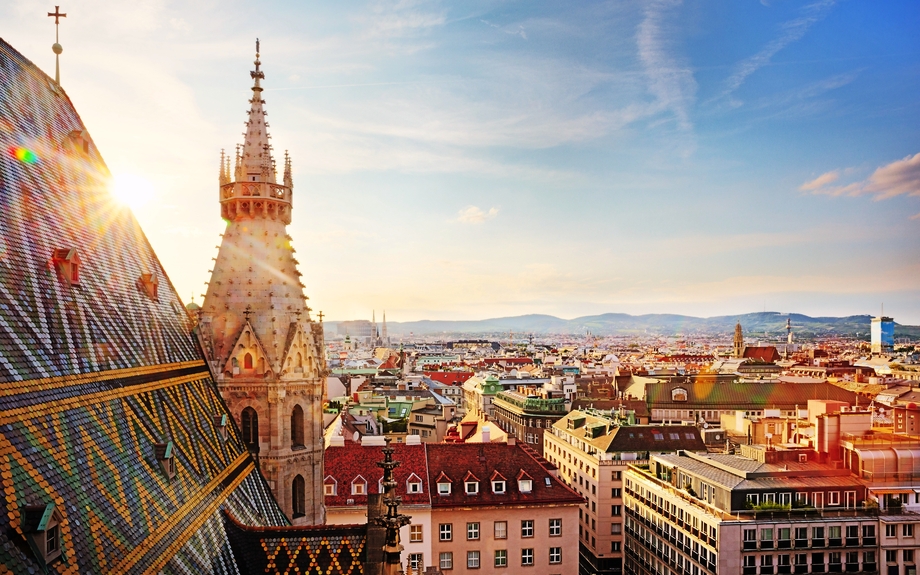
[199,40,326,525]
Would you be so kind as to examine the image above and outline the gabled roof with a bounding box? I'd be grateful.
[323,442,429,507]
[425,443,582,508]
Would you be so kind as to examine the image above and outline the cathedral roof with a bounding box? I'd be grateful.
[0,38,297,573]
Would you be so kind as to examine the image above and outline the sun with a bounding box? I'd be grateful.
[109,173,155,212]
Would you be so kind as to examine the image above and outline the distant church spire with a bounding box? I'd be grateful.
[47,6,66,84]
[733,322,744,359]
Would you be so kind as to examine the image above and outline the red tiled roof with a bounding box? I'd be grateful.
[324,442,429,507]
[743,346,781,362]
[425,371,474,385]
[425,443,583,508]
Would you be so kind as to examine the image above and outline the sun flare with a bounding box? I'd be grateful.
[109,173,155,211]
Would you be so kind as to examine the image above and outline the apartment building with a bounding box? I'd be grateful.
[543,410,706,575]
[426,442,583,574]
[492,385,568,452]
[624,447,879,575]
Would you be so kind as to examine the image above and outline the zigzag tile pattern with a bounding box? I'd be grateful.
[0,38,361,574]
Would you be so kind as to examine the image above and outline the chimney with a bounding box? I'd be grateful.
[482,425,491,443]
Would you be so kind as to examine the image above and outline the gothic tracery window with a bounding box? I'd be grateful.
[241,407,259,449]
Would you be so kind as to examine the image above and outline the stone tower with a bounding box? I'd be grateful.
[733,322,744,359]
[198,40,326,525]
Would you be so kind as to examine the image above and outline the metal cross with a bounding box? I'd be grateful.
[48,5,66,25]
[47,6,66,84]
[317,311,324,323]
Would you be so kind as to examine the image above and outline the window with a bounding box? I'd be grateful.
[46,524,58,556]
[410,524,423,543]
[829,552,841,565]
[904,550,915,563]
[292,475,305,518]
[521,548,534,566]
[407,477,422,494]
[467,551,480,569]
[213,414,229,441]
[494,521,507,539]
[886,550,897,563]
[813,527,825,540]
[351,478,366,495]
[846,525,858,539]
[155,442,176,480]
[904,524,915,537]
[886,524,897,537]
[519,479,533,493]
[611,505,621,516]
[744,556,756,568]
[795,554,807,566]
[467,522,480,540]
[828,526,841,539]
[465,481,479,495]
[612,471,621,480]
[494,550,507,568]
[549,518,561,537]
[611,523,622,535]
[439,523,452,541]
[438,482,451,496]
[521,520,534,538]
[828,491,840,506]
[611,541,621,552]
[324,480,336,496]
[492,480,506,494]
[290,405,304,448]
[863,551,875,565]
[795,492,808,506]
[409,554,423,570]
[440,552,453,570]
[611,488,622,498]
[550,547,562,564]
[241,407,259,447]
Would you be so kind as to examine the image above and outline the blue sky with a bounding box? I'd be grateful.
[4,0,919,322]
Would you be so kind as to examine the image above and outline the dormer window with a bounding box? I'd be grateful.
[406,473,423,494]
[51,248,80,286]
[351,476,367,495]
[155,442,176,480]
[465,481,479,495]
[324,475,337,496]
[519,479,533,493]
[213,414,228,441]
[22,504,63,566]
[438,482,451,495]
[492,480,506,494]
[137,273,159,301]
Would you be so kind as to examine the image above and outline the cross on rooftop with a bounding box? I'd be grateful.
[47,5,66,84]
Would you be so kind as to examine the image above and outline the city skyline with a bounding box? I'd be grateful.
[3,0,918,322]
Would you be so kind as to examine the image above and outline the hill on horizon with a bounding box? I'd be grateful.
[325,312,920,339]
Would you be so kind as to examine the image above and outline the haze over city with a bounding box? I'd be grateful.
[3,0,918,322]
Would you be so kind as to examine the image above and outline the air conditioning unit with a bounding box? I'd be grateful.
[798,454,807,463]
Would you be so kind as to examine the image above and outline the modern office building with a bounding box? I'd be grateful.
[872,316,895,355]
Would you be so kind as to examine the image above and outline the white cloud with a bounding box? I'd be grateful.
[636,0,697,131]
[456,205,499,224]
[719,0,836,105]
[802,152,920,201]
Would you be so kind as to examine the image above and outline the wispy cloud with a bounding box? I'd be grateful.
[719,0,836,106]
[800,170,839,192]
[456,205,499,224]
[801,152,920,201]
[636,0,697,131]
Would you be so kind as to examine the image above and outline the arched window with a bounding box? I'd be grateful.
[244,353,253,370]
[291,405,305,449]
[241,407,259,450]
[292,474,306,519]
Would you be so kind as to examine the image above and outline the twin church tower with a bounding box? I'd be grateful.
[197,41,326,524]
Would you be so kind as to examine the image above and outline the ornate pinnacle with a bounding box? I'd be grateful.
[219,149,230,185]
[375,437,411,564]
[283,150,293,189]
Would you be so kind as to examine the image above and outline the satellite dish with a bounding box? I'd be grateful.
[879,408,886,414]
[702,422,709,429]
